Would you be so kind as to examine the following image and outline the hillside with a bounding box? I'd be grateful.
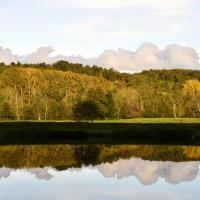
[1,61,200,120]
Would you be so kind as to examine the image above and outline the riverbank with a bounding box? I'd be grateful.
[0,120,200,145]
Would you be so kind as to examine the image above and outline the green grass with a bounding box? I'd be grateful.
[1,118,200,123]
[94,118,200,123]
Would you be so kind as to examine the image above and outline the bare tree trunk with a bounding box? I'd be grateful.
[20,87,24,107]
[15,87,20,120]
[197,104,200,114]
[173,102,177,118]
[44,103,48,121]
[37,106,41,121]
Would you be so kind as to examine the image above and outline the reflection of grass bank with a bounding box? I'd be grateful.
[0,121,200,145]
[2,118,200,123]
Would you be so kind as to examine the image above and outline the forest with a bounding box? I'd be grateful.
[1,61,200,120]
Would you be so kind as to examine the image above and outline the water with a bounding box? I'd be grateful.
[0,145,199,200]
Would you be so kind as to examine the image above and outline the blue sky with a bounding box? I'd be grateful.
[0,0,200,71]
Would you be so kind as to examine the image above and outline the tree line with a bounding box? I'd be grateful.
[0,61,200,120]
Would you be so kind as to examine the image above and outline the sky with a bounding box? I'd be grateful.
[0,0,200,72]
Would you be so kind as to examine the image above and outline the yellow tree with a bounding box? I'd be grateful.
[183,79,200,117]
[115,87,140,118]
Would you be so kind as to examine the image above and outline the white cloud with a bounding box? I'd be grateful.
[22,46,54,64]
[162,45,200,68]
[94,43,200,71]
[0,43,199,72]
[0,47,18,64]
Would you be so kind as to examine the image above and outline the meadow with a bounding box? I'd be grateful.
[95,118,200,123]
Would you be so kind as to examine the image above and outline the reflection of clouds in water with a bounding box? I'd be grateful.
[27,168,53,181]
[0,168,14,179]
[96,159,200,185]
[0,159,199,185]
[0,167,53,181]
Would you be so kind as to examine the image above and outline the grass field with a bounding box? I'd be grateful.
[1,118,200,123]
[95,118,200,123]
[0,119,200,145]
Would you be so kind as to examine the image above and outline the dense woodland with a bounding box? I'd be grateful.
[1,61,200,120]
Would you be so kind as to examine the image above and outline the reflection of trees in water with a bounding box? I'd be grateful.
[0,144,200,185]
[0,145,200,169]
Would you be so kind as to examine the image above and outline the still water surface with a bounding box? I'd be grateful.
[0,145,199,200]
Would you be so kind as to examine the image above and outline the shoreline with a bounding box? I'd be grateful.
[0,121,200,145]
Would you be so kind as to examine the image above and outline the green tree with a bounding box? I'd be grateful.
[73,100,103,120]
[22,105,37,120]
[1,102,15,120]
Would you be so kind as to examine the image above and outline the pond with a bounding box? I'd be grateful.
[0,144,199,200]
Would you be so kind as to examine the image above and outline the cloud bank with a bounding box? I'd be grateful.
[0,43,199,72]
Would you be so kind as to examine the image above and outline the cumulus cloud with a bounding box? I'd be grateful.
[0,43,199,72]
[22,46,55,64]
[0,47,18,64]
[162,45,200,69]
[94,43,200,71]
[96,158,200,185]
